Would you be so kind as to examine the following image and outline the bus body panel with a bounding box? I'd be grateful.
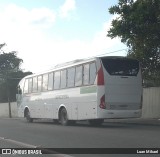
[104,72,142,110]
[97,57,142,119]
[18,86,98,120]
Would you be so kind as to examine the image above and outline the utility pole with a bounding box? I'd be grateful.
[5,74,12,118]
[0,44,23,118]
[7,78,12,118]
[1,71,22,118]
[1,70,13,118]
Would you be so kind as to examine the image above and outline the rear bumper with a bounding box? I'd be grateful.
[98,109,142,119]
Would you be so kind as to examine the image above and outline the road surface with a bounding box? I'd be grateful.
[0,118,160,157]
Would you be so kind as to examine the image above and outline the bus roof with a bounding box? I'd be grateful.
[22,56,132,79]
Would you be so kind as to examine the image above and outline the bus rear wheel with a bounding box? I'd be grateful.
[59,108,69,126]
[88,119,104,126]
[25,109,33,123]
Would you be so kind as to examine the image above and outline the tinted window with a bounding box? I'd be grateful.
[24,79,29,94]
[61,70,67,88]
[83,64,89,85]
[90,62,96,84]
[101,58,139,76]
[38,76,42,92]
[48,73,53,91]
[32,77,38,92]
[75,65,82,86]
[54,71,60,89]
[28,78,32,93]
[67,67,75,87]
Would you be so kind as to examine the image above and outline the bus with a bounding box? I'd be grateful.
[16,56,143,126]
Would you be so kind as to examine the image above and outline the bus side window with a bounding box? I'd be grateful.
[38,75,42,92]
[67,67,75,88]
[28,78,33,93]
[24,79,29,94]
[83,64,89,85]
[48,72,53,91]
[32,77,38,92]
[75,65,82,86]
[54,71,60,90]
[42,74,48,91]
[61,70,67,89]
[90,62,97,84]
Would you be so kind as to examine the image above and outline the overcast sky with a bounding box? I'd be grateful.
[0,0,127,73]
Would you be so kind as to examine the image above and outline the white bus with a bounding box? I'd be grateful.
[16,56,143,126]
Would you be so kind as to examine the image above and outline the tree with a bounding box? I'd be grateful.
[0,43,32,102]
[107,0,160,86]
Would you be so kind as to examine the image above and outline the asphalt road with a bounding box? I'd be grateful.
[0,118,160,157]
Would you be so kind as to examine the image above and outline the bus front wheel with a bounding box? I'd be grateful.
[59,108,69,126]
[25,109,33,123]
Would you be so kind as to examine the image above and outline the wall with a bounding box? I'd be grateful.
[142,87,160,118]
[0,87,160,118]
[0,102,18,118]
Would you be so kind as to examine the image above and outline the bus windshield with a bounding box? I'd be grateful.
[101,58,139,76]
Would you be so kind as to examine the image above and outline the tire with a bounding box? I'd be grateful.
[53,119,59,124]
[88,119,104,126]
[69,120,76,126]
[25,109,33,123]
[59,108,69,126]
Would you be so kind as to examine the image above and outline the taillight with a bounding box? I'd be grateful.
[99,95,106,109]
[97,64,104,85]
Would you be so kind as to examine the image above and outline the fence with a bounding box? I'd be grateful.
[142,87,160,118]
[0,87,160,118]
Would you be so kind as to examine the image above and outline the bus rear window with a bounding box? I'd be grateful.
[101,58,139,76]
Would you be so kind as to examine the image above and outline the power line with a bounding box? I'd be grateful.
[96,48,128,57]
[83,48,128,61]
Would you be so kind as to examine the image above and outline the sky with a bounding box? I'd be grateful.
[0,0,127,73]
